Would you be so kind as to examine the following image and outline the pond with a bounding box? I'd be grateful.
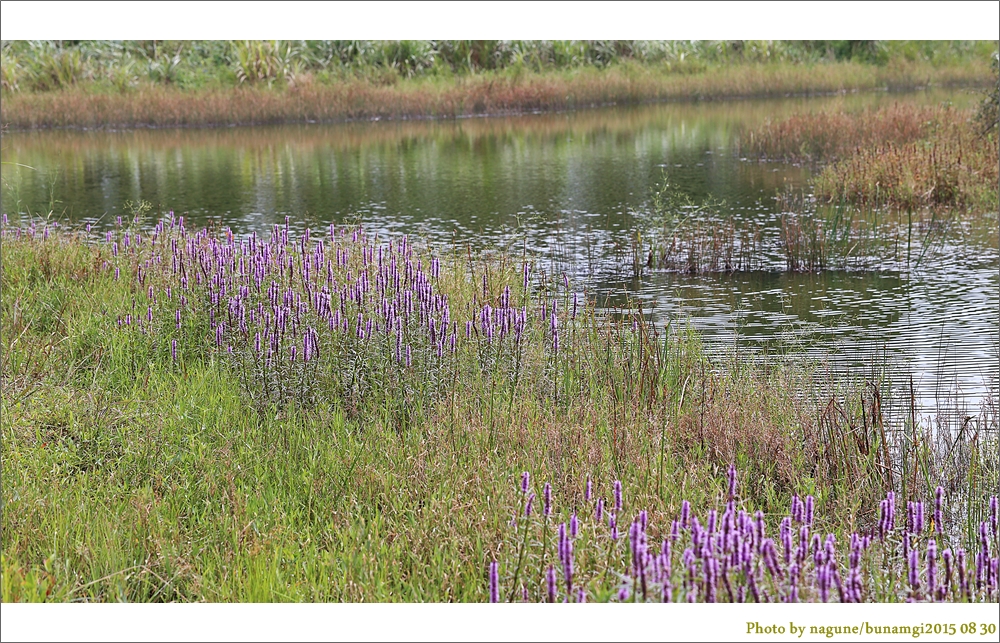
[3,89,997,413]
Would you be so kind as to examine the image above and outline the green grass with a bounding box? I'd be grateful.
[1,219,996,602]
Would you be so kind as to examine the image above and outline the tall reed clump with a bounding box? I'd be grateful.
[631,177,764,276]
[489,466,1000,602]
[2,216,996,601]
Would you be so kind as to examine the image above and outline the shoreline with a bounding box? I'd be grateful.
[2,61,992,132]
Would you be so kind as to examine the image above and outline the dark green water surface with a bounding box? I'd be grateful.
[3,90,997,412]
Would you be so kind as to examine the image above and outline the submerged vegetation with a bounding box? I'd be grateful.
[0,40,995,129]
[2,216,996,601]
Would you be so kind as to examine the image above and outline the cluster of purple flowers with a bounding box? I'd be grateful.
[491,465,1000,603]
[88,215,580,406]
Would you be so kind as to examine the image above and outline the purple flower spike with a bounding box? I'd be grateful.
[990,496,998,539]
[927,540,937,601]
[932,487,944,535]
[727,464,737,500]
[543,483,552,517]
[595,498,604,523]
[908,547,920,591]
[957,549,968,599]
[754,510,765,551]
[942,548,954,600]
[521,472,530,495]
[681,501,691,530]
[547,565,556,603]
[585,476,592,502]
[525,493,535,518]
[805,496,814,526]
[614,480,622,514]
[570,513,579,539]
[780,517,793,565]
[489,561,499,603]
[171,339,177,362]
[618,585,630,602]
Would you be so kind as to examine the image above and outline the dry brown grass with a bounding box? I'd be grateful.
[743,103,999,213]
[813,122,999,212]
[740,103,960,162]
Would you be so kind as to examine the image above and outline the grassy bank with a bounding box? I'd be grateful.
[741,100,1000,214]
[2,217,996,602]
[1,40,995,129]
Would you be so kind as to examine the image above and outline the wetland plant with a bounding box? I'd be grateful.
[492,467,999,603]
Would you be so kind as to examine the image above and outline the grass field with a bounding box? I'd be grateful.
[2,217,996,602]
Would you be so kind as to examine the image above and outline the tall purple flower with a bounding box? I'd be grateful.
[754,510,765,552]
[908,546,921,592]
[957,549,968,599]
[614,480,622,514]
[543,483,552,517]
[489,561,499,603]
[927,540,937,601]
[727,464,737,501]
[780,517,793,565]
[546,565,556,603]
[935,487,944,535]
[521,472,530,495]
[942,548,954,601]
[585,476,592,502]
[990,496,999,540]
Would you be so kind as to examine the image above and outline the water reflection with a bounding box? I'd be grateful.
[2,89,995,409]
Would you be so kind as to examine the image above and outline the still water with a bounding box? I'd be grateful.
[3,90,997,411]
